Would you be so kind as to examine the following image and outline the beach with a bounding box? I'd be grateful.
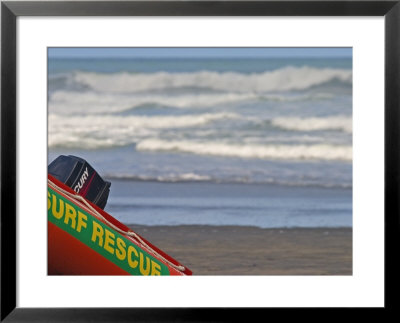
[128,225,352,275]
[107,180,352,276]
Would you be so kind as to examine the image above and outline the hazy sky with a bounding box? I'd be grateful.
[48,47,352,59]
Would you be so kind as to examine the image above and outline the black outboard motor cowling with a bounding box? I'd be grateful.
[48,155,111,209]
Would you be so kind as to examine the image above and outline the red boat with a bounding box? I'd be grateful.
[48,174,192,276]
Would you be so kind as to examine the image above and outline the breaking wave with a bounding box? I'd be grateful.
[47,112,239,149]
[136,139,352,161]
[71,66,352,94]
[271,116,352,133]
[102,172,352,188]
[49,90,260,114]
[49,90,336,116]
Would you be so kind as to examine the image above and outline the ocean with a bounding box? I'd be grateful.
[48,54,352,228]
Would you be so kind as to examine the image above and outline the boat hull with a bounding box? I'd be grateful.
[48,175,191,276]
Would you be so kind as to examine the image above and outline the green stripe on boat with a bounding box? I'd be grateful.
[48,187,170,275]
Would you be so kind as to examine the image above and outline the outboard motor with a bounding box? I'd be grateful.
[48,155,111,209]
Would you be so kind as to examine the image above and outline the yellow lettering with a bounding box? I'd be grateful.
[64,203,77,229]
[139,252,151,275]
[104,229,115,254]
[91,221,104,246]
[151,261,161,275]
[127,246,138,269]
[48,191,51,210]
[116,237,126,261]
[51,194,64,219]
[76,211,87,232]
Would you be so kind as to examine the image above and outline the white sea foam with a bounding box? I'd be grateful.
[72,66,352,94]
[49,90,335,116]
[105,173,213,183]
[103,173,352,188]
[136,139,352,161]
[49,90,260,114]
[48,112,238,129]
[47,112,239,148]
[271,116,352,133]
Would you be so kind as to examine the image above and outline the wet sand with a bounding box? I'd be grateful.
[127,225,352,275]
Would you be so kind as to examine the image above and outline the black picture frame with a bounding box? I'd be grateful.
[1,1,399,321]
